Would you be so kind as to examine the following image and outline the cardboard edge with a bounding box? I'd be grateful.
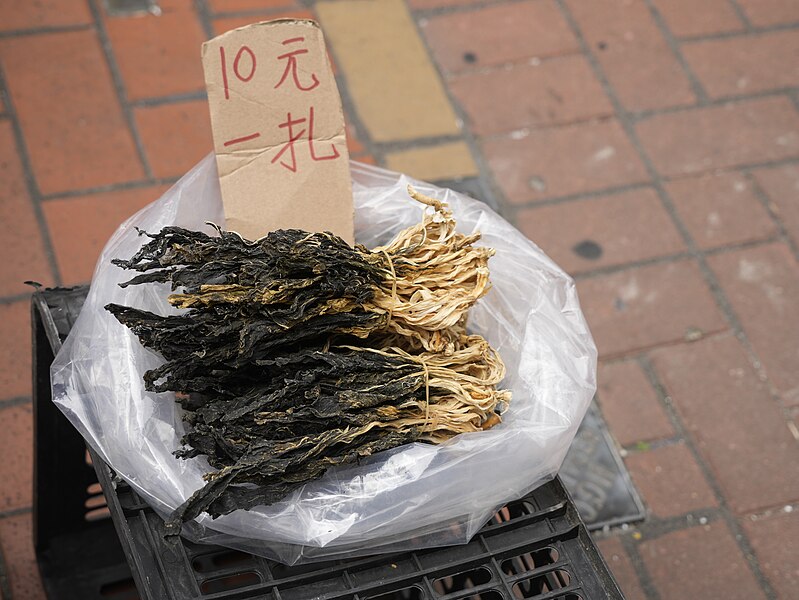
[200,19,321,58]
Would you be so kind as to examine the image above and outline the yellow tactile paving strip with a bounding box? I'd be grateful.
[317,0,461,143]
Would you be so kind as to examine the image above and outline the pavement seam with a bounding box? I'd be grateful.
[193,0,216,40]
[504,156,799,209]
[130,90,208,108]
[642,0,710,104]
[629,87,799,121]
[0,397,31,410]
[617,531,662,600]
[39,177,180,202]
[432,50,586,77]
[0,23,93,39]
[679,19,799,42]
[334,69,387,164]
[476,114,618,143]
[570,235,781,281]
[306,1,386,165]
[374,133,468,153]
[727,0,754,29]
[85,0,155,180]
[638,355,778,598]
[411,0,530,18]
[569,252,695,280]
[465,86,799,137]
[741,170,799,263]
[405,0,507,214]
[0,291,37,306]
[0,536,11,600]
[508,181,656,210]
[789,89,799,113]
[0,508,32,521]
[0,64,63,287]
[556,0,779,595]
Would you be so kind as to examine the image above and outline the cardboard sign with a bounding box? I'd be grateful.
[202,19,353,243]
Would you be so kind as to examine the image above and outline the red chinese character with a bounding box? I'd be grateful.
[271,112,307,172]
[271,108,341,172]
[223,132,261,147]
[274,37,320,92]
[220,45,256,100]
[307,107,340,162]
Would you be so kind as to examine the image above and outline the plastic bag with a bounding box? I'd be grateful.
[51,155,596,564]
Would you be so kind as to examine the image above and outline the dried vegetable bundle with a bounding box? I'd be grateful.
[107,187,510,533]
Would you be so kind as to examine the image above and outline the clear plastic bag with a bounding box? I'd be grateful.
[51,155,596,564]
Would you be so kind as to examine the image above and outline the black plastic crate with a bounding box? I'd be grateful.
[32,287,624,600]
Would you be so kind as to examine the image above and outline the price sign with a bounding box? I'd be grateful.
[202,19,353,243]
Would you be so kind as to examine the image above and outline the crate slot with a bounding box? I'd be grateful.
[500,548,559,577]
[86,493,108,509]
[270,558,342,582]
[99,577,140,599]
[192,549,257,574]
[489,501,535,526]
[511,570,571,598]
[200,571,262,594]
[432,566,492,594]
[350,558,418,585]
[85,506,112,521]
[367,585,424,600]
[279,573,352,600]
[461,591,504,600]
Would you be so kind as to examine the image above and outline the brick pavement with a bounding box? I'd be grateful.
[0,1,798,598]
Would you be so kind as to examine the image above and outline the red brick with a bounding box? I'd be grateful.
[135,101,213,179]
[626,443,717,517]
[483,120,648,203]
[213,9,316,35]
[640,523,765,600]
[0,513,47,600]
[743,511,799,599]
[566,0,695,111]
[577,260,726,357]
[517,188,684,274]
[637,98,799,177]
[208,0,298,13]
[651,334,799,513]
[0,0,91,32]
[106,1,207,101]
[736,0,799,27]
[0,302,32,401]
[667,172,777,250]
[652,0,744,38]
[345,121,365,156]
[0,31,144,194]
[421,1,578,75]
[0,122,53,296]
[752,164,799,246]
[596,537,646,600]
[684,31,799,98]
[449,56,612,136]
[710,243,799,406]
[43,185,169,286]
[0,404,32,512]
[353,154,376,165]
[597,361,674,446]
